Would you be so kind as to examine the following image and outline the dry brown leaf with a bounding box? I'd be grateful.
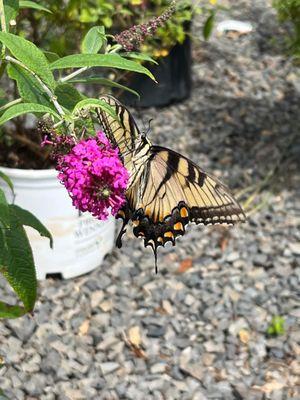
[128,326,141,348]
[253,381,285,393]
[220,237,229,252]
[177,258,193,274]
[239,329,250,344]
[78,319,90,336]
[123,328,147,359]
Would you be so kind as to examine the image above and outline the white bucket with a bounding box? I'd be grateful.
[0,167,116,280]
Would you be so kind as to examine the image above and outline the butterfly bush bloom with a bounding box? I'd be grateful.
[114,1,176,51]
[44,131,129,220]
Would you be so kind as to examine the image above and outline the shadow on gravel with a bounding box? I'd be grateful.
[189,85,300,190]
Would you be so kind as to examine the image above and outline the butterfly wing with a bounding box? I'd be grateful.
[116,146,246,254]
[97,95,151,187]
[97,95,142,171]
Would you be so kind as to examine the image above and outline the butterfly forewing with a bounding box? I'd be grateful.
[97,95,145,177]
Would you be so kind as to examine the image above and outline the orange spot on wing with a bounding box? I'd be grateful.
[164,231,174,238]
[132,220,140,227]
[180,207,189,218]
[174,222,184,231]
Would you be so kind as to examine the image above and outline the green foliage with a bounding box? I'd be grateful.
[0,32,56,89]
[0,103,60,125]
[267,315,286,336]
[0,0,158,319]
[50,53,156,81]
[0,176,53,318]
[273,0,300,55]
[81,26,107,54]
[18,1,218,58]
[203,11,215,40]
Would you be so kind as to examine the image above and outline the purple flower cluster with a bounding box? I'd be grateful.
[114,1,176,51]
[56,132,129,220]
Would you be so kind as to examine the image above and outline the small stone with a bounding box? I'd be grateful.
[202,353,215,367]
[289,242,300,255]
[99,362,120,375]
[97,336,119,351]
[204,341,225,353]
[290,308,300,318]
[179,363,203,382]
[146,325,166,338]
[91,290,104,308]
[162,300,173,315]
[226,252,240,263]
[99,300,113,312]
[150,363,167,374]
[185,294,196,306]
[228,318,249,336]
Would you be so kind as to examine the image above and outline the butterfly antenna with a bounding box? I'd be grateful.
[147,119,153,136]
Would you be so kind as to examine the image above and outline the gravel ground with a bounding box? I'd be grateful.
[1,0,300,399]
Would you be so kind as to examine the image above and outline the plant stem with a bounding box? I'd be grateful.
[0,97,22,112]
[60,66,89,83]
[5,55,65,118]
[0,0,6,34]
[0,0,7,60]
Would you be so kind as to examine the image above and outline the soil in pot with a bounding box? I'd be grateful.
[0,127,53,169]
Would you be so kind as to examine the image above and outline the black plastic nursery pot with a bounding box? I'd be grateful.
[120,36,192,108]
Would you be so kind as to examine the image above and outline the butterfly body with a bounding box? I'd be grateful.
[97,96,246,269]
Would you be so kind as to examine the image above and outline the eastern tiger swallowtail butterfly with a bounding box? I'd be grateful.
[97,95,246,271]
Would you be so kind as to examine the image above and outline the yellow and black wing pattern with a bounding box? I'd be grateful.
[116,146,246,267]
[97,95,143,173]
[97,96,245,270]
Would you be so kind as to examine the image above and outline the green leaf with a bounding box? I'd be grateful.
[0,302,26,318]
[203,12,215,40]
[69,76,140,98]
[0,388,10,399]
[267,316,285,336]
[7,63,54,108]
[10,204,53,248]
[54,83,84,111]
[19,0,52,13]
[0,32,55,89]
[3,0,19,31]
[42,50,59,63]
[0,224,8,268]
[123,52,158,64]
[50,54,156,81]
[0,188,10,228]
[72,98,118,120]
[2,206,37,311]
[0,171,14,194]
[0,103,60,125]
[81,26,107,54]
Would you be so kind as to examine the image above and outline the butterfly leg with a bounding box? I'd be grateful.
[115,204,132,248]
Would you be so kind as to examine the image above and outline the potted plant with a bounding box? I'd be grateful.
[113,0,222,107]
[272,0,300,56]
[17,1,218,107]
[0,0,156,281]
